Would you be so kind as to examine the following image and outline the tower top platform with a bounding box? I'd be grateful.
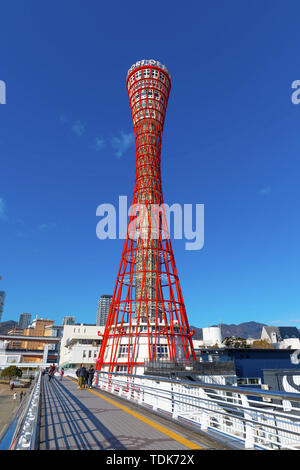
[127,59,171,79]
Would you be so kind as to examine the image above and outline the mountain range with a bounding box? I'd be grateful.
[190,321,267,340]
[0,320,298,341]
[0,320,18,334]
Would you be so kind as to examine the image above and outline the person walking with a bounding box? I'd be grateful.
[87,365,95,388]
[82,366,88,389]
[20,391,23,402]
[76,364,87,390]
[48,366,55,382]
[76,366,80,388]
[13,392,17,401]
[59,368,64,381]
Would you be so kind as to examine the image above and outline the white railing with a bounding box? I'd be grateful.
[8,371,42,450]
[89,370,300,450]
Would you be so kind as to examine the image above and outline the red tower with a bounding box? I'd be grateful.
[96,60,196,375]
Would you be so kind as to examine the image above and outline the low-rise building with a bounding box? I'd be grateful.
[7,327,24,349]
[59,324,105,368]
[22,316,54,354]
[261,326,300,349]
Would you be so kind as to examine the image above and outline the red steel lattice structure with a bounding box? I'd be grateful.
[96,60,196,374]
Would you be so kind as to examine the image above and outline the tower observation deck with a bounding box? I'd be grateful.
[96,60,196,374]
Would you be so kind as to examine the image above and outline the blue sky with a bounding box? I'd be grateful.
[0,0,299,328]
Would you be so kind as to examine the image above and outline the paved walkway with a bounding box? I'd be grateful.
[39,375,225,451]
[0,384,20,440]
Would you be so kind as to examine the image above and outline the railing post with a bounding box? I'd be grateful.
[153,382,159,411]
[127,381,131,400]
[240,394,255,449]
[201,410,209,431]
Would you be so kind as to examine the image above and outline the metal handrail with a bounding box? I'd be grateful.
[8,371,42,450]
[96,369,300,403]
[92,369,300,450]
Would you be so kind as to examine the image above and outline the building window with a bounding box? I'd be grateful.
[118,345,133,358]
[156,345,168,358]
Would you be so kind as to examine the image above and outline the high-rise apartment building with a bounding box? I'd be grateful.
[96,295,112,326]
[18,313,32,330]
[62,316,76,326]
[0,291,5,322]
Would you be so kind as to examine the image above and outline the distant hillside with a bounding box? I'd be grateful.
[0,320,18,334]
[190,322,267,341]
[218,322,267,340]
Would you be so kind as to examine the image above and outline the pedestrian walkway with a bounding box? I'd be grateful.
[39,375,223,451]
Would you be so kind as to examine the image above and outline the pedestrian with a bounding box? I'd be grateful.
[59,368,64,381]
[76,364,87,390]
[48,366,55,382]
[20,391,23,402]
[10,382,14,391]
[83,370,88,389]
[76,366,80,388]
[13,392,17,401]
[87,365,95,388]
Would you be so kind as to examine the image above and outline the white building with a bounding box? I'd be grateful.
[59,324,105,368]
[261,326,300,349]
[192,326,223,349]
[101,320,190,374]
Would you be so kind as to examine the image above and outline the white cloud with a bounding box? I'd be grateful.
[0,198,7,220]
[259,186,271,195]
[270,319,300,326]
[38,222,56,231]
[71,121,85,137]
[59,114,68,123]
[94,137,105,151]
[111,131,134,158]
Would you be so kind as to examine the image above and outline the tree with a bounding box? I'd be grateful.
[223,336,250,348]
[1,365,23,379]
[251,340,275,349]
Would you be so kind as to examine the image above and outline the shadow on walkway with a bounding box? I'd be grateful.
[40,376,127,450]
